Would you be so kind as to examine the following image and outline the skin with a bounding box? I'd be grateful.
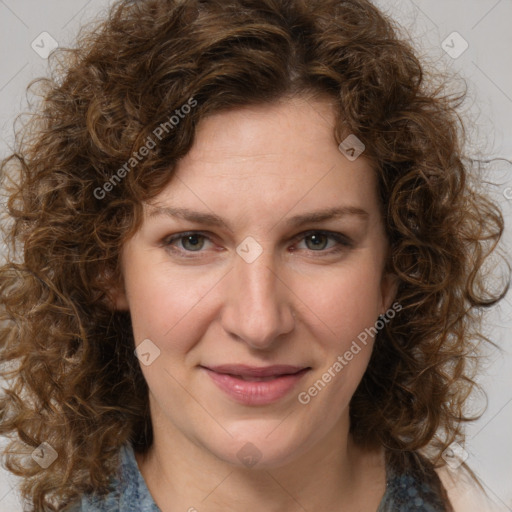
[114,95,400,511]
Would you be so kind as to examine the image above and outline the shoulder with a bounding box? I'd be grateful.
[57,442,158,512]
[57,445,127,512]
[435,466,507,512]
[59,494,116,512]
[381,450,507,512]
[61,502,82,512]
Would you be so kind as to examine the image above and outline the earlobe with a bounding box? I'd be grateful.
[380,272,399,315]
[112,288,130,310]
[105,277,130,311]
[100,263,130,311]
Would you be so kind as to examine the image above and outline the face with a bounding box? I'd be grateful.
[116,96,397,469]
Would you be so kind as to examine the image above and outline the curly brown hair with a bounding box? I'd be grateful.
[0,0,509,510]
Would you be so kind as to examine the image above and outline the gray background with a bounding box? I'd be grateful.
[0,0,511,510]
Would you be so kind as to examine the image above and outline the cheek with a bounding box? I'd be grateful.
[297,268,381,406]
[293,257,384,343]
[124,257,218,353]
[124,263,221,430]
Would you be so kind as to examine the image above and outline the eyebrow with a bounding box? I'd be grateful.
[147,205,369,231]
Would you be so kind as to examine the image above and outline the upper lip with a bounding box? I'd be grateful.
[202,364,309,378]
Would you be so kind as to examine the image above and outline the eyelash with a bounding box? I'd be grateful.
[162,230,353,259]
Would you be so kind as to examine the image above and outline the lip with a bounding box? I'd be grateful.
[201,364,311,405]
[204,364,307,378]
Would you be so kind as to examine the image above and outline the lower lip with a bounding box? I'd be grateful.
[202,367,310,405]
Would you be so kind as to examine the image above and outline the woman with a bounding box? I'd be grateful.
[0,0,508,510]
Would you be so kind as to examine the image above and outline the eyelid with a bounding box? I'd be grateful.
[162,229,353,258]
[161,231,215,252]
[294,229,353,247]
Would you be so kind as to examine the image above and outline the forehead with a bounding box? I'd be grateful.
[147,97,380,219]
[184,96,342,163]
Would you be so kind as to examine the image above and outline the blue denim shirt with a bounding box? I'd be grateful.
[65,443,449,511]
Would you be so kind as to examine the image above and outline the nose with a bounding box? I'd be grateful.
[220,248,295,350]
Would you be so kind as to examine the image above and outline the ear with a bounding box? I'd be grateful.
[379,271,399,315]
[102,269,130,311]
[110,282,130,311]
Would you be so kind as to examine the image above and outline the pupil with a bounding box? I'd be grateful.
[309,234,326,249]
[185,235,202,250]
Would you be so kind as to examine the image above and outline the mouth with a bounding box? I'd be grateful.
[200,364,311,405]
[201,364,309,379]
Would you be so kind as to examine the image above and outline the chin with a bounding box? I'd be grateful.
[204,425,314,470]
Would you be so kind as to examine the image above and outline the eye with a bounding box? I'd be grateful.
[164,232,212,254]
[162,230,352,259]
[294,230,353,254]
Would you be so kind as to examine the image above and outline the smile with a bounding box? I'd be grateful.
[200,365,311,405]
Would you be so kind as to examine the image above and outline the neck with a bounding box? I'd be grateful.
[135,408,386,511]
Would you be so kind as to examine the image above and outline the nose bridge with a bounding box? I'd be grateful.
[238,247,278,306]
[223,242,294,348]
